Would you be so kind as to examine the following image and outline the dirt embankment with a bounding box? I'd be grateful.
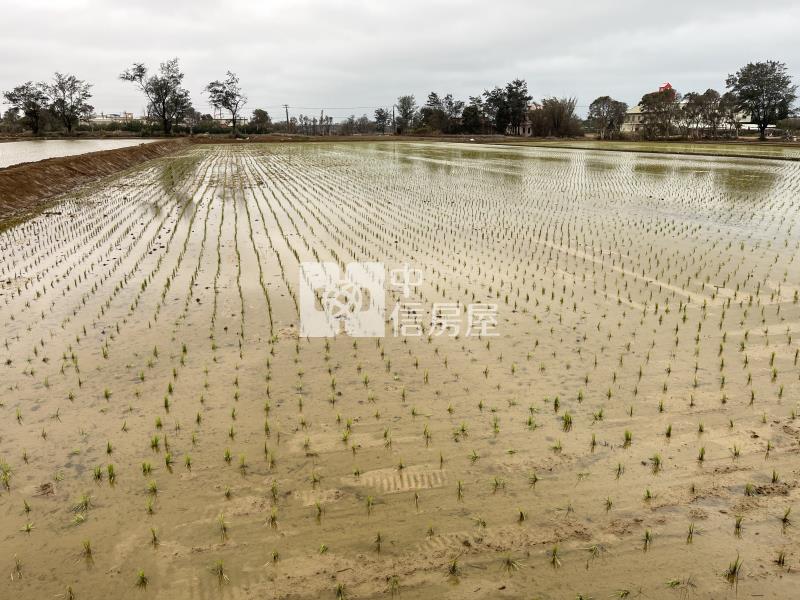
[0,139,187,229]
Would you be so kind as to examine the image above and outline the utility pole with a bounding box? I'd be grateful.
[392,105,395,134]
[283,104,290,132]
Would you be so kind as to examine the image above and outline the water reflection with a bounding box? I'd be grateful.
[0,139,156,169]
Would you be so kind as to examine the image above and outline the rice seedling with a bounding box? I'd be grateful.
[217,513,228,541]
[447,556,461,577]
[11,555,22,580]
[642,529,652,551]
[623,430,632,448]
[650,454,662,474]
[686,523,696,543]
[562,411,573,432]
[775,550,787,567]
[82,539,93,561]
[335,583,347,599]
[724,554,743,586]
[500,555,522,574]
[549,545,561,568]
[72,493,91,513]
[135,570,148,588]
[387,574,400,597]
[211,560,229,585]
[267,508,278,528]
[781,507,792,528]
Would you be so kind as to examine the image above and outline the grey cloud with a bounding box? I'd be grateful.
[1,0,798,119]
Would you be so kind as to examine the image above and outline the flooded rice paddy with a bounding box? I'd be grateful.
[2,141,800,599]
[0,139,157,169]
[519,139,800,161]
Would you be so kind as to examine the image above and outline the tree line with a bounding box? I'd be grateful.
[2,58,796,139]
[3,74,94,134]
[387,80,581,137]
[1,59,251,136]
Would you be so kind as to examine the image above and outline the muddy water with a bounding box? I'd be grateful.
[1,142,799,599]
[515,139,800,160]
[0,138,157,168]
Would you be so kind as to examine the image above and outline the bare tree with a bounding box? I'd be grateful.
[120,58,191,134]
[205,72,247,133]
[529,97,582,137]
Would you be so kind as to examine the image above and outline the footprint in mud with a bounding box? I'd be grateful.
[293,488,344,506]
[342,464,447,494]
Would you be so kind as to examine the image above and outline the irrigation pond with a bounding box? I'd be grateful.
[0,138,157,169]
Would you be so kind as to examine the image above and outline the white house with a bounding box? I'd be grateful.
[621,83,759,136]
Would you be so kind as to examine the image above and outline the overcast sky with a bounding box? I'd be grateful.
[1,0,798,120]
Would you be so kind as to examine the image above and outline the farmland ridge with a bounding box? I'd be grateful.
[0,139,188,228]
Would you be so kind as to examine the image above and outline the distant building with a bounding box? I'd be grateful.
[621,104,645,134]
[209,118,237,128]
[621,83,672,134]
[621,83,759,135]
[87,112,135,126]
[508,102,542,136]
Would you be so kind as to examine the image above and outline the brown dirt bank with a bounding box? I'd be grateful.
[0,139,187,229]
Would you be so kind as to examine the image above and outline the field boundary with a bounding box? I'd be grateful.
[0,139,188,229]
